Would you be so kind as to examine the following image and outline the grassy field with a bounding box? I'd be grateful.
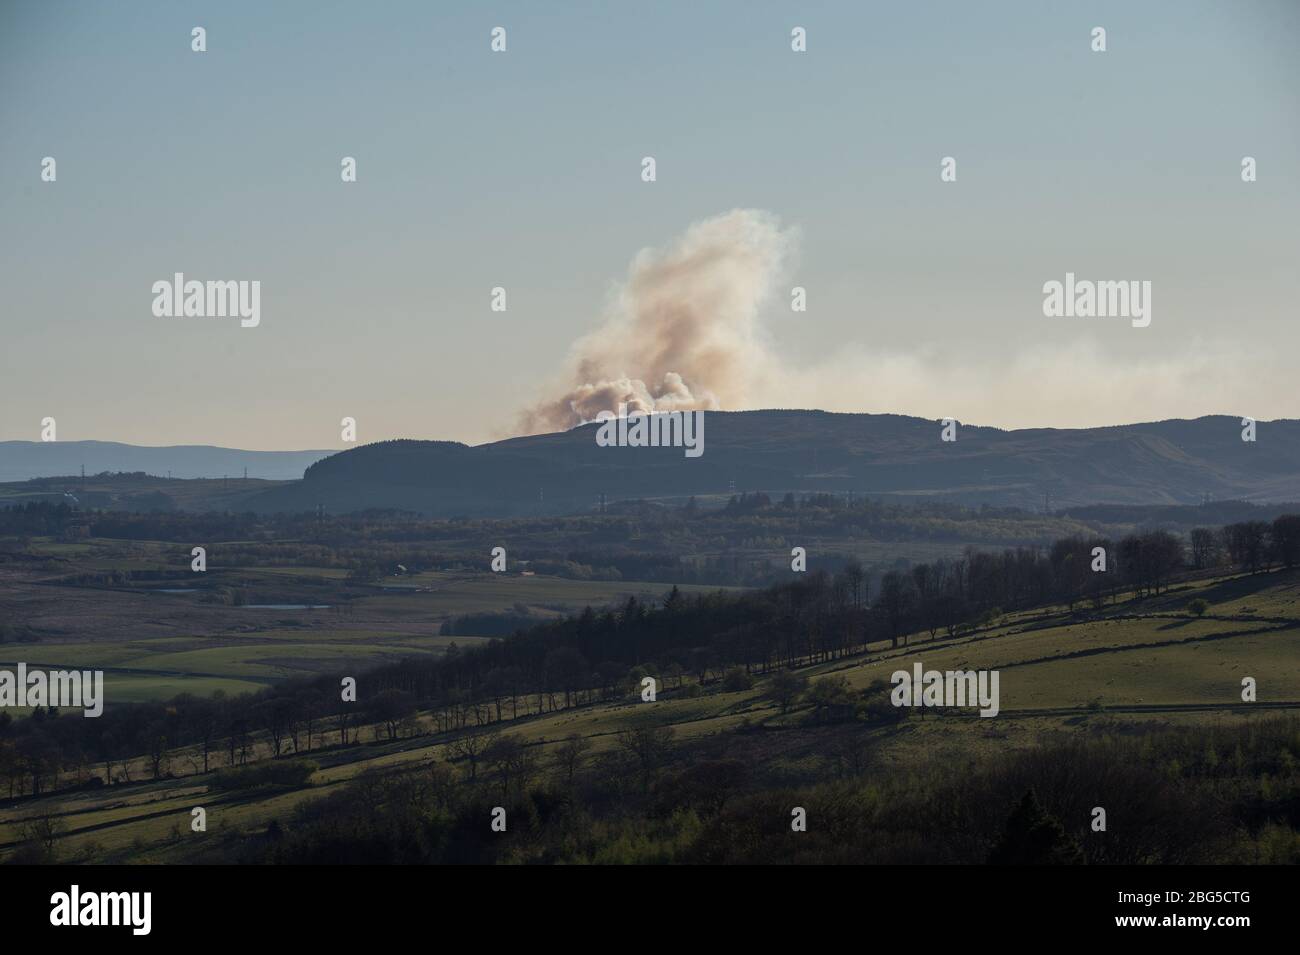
[814,574,1300,708]
[4,567,1297,863]
[0,536,733,702]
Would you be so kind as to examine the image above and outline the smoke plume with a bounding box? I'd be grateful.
[513,209,1291,438]
[516,209,793,434]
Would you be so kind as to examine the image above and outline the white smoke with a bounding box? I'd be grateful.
[516,209,793,434]
[514,209,1293,437]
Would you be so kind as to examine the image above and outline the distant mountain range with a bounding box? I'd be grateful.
[0,440,334,483]
[5,412,1298,515]
[244,411,1300,515]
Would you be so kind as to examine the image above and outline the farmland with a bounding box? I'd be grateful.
[3,558,1297,864]
[0,534,733,703]
[2,502,1299,865]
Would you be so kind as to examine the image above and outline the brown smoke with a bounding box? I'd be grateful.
[516,209,794,434]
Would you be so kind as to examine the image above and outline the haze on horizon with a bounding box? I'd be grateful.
[2,0,1298,452]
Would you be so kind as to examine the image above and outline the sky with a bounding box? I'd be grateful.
[2,0,1297,451]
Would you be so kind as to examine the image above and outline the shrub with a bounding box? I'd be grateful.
[721,668,755,692]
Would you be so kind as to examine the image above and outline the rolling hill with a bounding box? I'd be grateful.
[242,411,1300,515]
[6,412,1298,516]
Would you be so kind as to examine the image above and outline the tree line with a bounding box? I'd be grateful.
[3,513,1297,798]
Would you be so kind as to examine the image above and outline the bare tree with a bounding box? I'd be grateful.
[616,724,675,792]
[448,729,496,781]
[21,811,65,862]
[554,734,591,787]
[484,734,538,799]
[766,669,807,715]
[369,689,417,741]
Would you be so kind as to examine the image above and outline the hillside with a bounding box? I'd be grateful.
[5,566,1297,865]
[6,412,1298,517]
[244,411,1300,516]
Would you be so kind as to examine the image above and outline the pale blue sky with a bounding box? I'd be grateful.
[2,0,1297,449]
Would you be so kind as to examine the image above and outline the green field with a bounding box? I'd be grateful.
[0,536,734,702]
[4,567,1297,863]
